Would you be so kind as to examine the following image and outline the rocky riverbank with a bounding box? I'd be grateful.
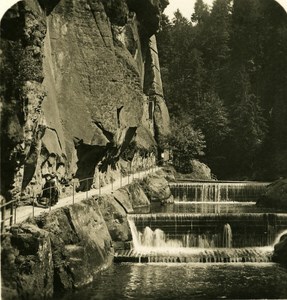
[1,170,172,299]
[272,233,287,266]
[256,178,287,266]
[257,178,287,209]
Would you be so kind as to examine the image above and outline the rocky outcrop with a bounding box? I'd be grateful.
[114,180,150,209]
[96,181,150,246]
[1,169,176,298]
[97,194,131,242]
[0,0,170,201]
[272,233,287,266]
[258,178,287,266]
[257,178,287,209]
[174,160,212,180]
[1,197,113,299]
[1,224,54,299]
[140,171,173,203]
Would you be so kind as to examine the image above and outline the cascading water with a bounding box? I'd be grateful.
[126,216,281,263]
[170,181,269,202]
[117,181,287,264]
[223,223,232,248]
[124,212,287,263]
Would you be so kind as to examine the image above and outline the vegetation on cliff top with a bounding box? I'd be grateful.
[157,0,287,180]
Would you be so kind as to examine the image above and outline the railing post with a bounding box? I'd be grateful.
[72,182,75,205]
[32,197,35,218]
[1,201,5,233]
[86,178,88,200]
[120,171,122,188]
[14,202,17,224]
[48,186,51,212]
[9,203,13,226]
[111,174,113,191]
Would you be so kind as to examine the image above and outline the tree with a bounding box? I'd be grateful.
[169,116,205,173]
[192,91,230,153]
[191,0,210,24]
[156,0,287,179]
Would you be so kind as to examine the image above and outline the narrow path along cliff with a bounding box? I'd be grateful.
[4,167,161,227]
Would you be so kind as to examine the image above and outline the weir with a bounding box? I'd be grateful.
[169,181,269,202]
[128,213,287,248]
[114,181,287,264]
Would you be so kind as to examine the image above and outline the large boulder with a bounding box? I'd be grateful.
[113,181,150,211]
[1,198,113,298]
[141,172,173,203]
[175,160,212,180]
[1,224,54,300]
[257,178,287,208]
[272,233,287,266]
[190,160,212,180]
[97,194,131,242]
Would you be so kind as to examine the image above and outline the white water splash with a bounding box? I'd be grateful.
[223,223,232,248]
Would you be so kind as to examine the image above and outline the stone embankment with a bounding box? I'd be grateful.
[1,169,172,300]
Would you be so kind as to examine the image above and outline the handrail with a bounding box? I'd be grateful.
[0,165,159,233]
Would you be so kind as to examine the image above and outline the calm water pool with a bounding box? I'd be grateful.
[57,263,287,299]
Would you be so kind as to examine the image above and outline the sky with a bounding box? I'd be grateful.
[164,0,287,20]
[0,0,286,23]
[164,0,214,20]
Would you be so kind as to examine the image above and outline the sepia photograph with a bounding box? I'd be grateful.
[1,0,287,299]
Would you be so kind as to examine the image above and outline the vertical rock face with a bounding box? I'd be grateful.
[0,0,170,200]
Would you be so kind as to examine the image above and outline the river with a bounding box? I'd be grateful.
[56,181,287,299]
[58,263,287,299]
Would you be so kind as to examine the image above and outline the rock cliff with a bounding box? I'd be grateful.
[0,0,170,201]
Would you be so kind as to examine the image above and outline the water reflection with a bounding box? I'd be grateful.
[58,263,287,300]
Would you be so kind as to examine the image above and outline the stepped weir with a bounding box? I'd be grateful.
[169,181,269,202]
[114,181,287,264]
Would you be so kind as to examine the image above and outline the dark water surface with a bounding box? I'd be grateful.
[58,263,287,299]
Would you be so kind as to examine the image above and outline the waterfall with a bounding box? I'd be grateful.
[170,182,269,202]
[223,223,232,248]
[122,213,287,264]
[120,180,287,264]
[128,213,287,249]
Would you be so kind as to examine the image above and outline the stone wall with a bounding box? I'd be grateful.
[0,0,170,202]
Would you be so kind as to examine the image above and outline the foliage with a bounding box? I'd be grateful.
[168,116,205,173]
[157,0,287,179]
